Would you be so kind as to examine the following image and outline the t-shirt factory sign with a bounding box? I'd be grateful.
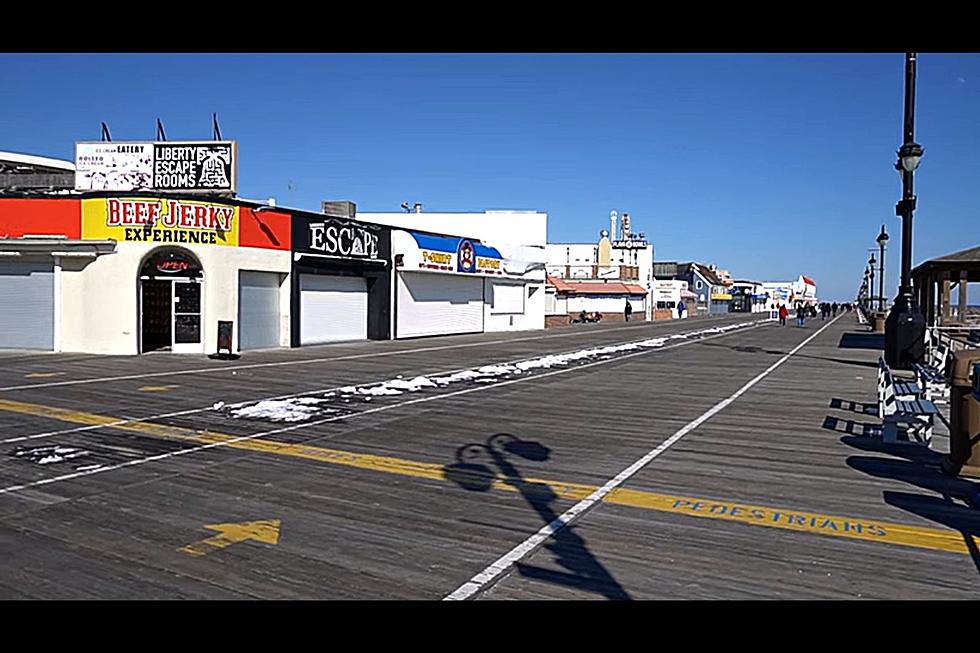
[409,232,505,276]
[82,197,240,246]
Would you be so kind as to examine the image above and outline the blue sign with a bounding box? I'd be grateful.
[457,239,476,273]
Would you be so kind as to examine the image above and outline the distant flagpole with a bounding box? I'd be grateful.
[100,122,112,142]
[156,118,167,141]
[212,113,222,141]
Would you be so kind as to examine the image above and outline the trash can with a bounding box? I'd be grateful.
[941,350,980,478]
[872,312,886,333]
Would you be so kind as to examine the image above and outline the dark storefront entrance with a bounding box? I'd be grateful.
[290,214,392,346]
[139,247,204,353]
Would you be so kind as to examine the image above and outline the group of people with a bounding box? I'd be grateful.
[774,304,815,327]
[817,302,839,320]
[775,304,811,327]
[576,298,688,325]
[774,301,854,327]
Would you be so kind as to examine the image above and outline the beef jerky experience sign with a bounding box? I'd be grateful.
[153,142,236,192]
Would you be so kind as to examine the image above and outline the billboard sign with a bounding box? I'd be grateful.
[75,143,153,191]
[75,141,237,193]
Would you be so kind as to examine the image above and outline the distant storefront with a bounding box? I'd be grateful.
[391,229,541,338]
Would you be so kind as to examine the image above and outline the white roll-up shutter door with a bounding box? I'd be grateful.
[489,281,525,315]
[0,261,54,350]
[300,274,368,345]
[239,271,281,350]
[397,272,483,338]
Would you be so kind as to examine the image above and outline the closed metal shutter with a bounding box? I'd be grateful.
[397,272,483,338]
[0,260,54,350]
[489,281,525,315]
[239,271,281,350]
[300,274,367,345]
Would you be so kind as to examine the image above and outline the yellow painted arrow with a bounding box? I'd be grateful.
[179,519,281,557]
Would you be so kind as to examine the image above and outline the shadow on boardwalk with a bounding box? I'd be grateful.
[443,433,630,600]
[838,332,885,351]
[840,435,980,577]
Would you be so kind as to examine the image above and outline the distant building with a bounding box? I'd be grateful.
[546,276,648,325]
[651,279,694,319]
[675,262,733,315]
[545,210,654,322]
[0,151,75,192]
[758,275,818,308]
[730,280,768,313]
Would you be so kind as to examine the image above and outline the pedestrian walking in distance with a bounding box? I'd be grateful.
[797,304,807,328]
[778,303,789,326]
[624,299,633,322]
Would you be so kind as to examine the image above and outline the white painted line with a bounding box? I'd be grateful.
[0,320,770,497]
[443,313,843,600]
[2,317,762,444]
[0,317,739,393]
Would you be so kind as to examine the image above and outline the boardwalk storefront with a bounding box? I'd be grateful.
[391,229,542,338]
[290,214,391,346]
[0,194,292,354]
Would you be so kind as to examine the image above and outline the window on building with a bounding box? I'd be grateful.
[491,282,525,315]
[545,291,556,314]
[696,280,703,289]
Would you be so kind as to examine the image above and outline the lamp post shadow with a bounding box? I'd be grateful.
[444,433,631,600]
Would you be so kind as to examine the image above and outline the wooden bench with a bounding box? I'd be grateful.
[877,357,922,418]
[878,356,938,446]
[913,342,950,404]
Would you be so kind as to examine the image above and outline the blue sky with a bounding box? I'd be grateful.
[2,53,978,301]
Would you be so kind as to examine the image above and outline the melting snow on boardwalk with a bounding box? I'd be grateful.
[226,320,766,423]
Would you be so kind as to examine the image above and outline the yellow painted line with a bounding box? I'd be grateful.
[0,397,974,556]
[24,372,65,379]
[138,385,180,392]
[179,519,281,557]
[603,489,972,555]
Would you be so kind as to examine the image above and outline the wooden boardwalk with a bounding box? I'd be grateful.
[0,312,977,599]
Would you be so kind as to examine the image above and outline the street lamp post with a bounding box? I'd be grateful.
[876,225,889,312]
[884,52,927,369]
[868,252,876,310]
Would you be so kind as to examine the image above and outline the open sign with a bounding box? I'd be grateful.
[157,259,191,273]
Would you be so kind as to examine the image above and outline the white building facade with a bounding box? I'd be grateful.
[545,211,654,321]
[357,209,548,336]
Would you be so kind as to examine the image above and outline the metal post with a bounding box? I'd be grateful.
[884,52,927,368]
[898,52,916,302]
[878,225,887,312]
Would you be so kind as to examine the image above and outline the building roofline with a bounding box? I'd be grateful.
[0,151,75,172]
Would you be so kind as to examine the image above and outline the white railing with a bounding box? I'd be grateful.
[928,325,980,354]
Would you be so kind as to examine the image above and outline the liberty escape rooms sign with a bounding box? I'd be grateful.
[153,142,235,192]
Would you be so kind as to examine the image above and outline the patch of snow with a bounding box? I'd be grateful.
[230,399,332,422]
[11,445,91,466]
[226,319,766,422]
